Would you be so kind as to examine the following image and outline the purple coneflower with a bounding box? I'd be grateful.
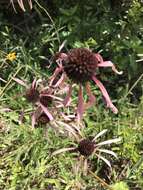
[12,78,55,128]
[52,47,123,121]
[52,129,121,169]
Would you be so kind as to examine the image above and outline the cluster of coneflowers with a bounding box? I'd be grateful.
[13,44,122,169]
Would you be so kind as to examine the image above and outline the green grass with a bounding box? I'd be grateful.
[0,96,143,189]
[0,2,143,190]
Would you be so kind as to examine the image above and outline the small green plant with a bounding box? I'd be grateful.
[111,181,129,190]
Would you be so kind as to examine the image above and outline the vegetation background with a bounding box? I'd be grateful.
[0,0,143,189]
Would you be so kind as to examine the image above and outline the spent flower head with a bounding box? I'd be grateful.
[51,44,123,122]
[12,77,63,128]
[52,128,121,169]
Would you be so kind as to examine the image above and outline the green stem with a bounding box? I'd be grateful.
[0,66,23,98]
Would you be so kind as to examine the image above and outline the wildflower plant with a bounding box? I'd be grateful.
[52,129,121,170]
[52,45,123,121]
[12,77,62,128]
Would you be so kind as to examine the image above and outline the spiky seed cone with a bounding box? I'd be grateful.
[37,113,50,124]
[63,48,98,83]
[25,87,39,103]
[78,139,95,156]
[40,91,53,107]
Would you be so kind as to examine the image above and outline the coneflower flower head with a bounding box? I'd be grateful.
[52,129,121,168]
[40,90,53,107]
[78,139,95,156]
[37,112,50,125]
[51,45,123,121]
[25,87,39,103]
[62,48,98,83]
[12,78,55,128]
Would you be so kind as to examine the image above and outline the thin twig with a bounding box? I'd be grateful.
[0,66,23,98]
[34,0,60,44]
[124,73,143,98]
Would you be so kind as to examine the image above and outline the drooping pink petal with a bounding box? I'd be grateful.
[29,0,32,9]
[39,102,54,121]
[97,61,123,75]
[17,0,26,12]
[49,67,63,87]
[32,79,37,89]
[85,82,96,109]
[56,121,80,142]
[53,73,65,88]
[56,53,68,68]
[46,94,63,101]
[95,53,104,63]
[12,77,28,87]
[63,85,72,106]
[92,76,118,114]
[77,85,84,122]
[60,112,75,121]
[10,0,17,12]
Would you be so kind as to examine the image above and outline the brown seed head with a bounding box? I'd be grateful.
[40,90,53,107]
[25,87,39,103]
[63,48,98,83]
[78,139,95,156]
[37,113,50,124]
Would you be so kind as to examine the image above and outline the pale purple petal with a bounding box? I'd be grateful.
[56,53,67,67]
[85,82,96,109]
[97,61,123,75]
[92,129,108,142]
[29,0,32,9]
[92,76,118,114]
[47,95,63,101]
[56,121,80,141]
[95,53,104,63]
[53,73,65,88]
[63,85,72,106]
[10,0,17,12]
[39,103,53,121]
[96,138,121,146]
[97,149,117,158]
[17,0,26,11]
[77,85,84,122]
[49,67,63,86]
[32,79,37,89]
[95,153,112,168]
[12,77,28,87]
